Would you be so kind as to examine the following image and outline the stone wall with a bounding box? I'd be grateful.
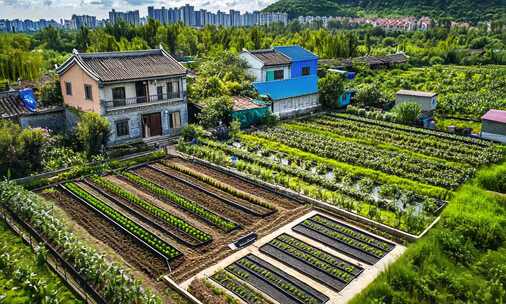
[19,108,65,132]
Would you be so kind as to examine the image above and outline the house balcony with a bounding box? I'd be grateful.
[102,91,185,113]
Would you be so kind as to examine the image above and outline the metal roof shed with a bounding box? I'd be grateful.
[481,109,506,143]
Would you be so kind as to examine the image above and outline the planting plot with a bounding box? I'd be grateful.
[226,254,329,304]
[293,215,394,265]
[178,113,503,235]
[211,270,274,304]
[86,176,212,247]
[259,233,363,291]
[63,182,182,261]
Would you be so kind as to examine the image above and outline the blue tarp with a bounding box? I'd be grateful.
[273,45,318,61]
[19,88,37,112]
[253,75,319,101]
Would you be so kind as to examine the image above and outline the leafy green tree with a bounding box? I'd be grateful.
[354,84,385,107]
[75,112,110,157]
[197,96,233,128]
[318,73,344,109]
[0,120,49,178]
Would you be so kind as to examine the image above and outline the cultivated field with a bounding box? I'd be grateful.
[39,157,309,299]
[178,112,503,235]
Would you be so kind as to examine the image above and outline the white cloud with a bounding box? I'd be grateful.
[0,0,278,19]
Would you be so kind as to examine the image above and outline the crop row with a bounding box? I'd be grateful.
[310,215,393,252]
[276,234,362,275]
[162,161,275,211]
[312,115,501,165]
[221,138,444,213]
[330,113,495,147]
[179,141,435,234]
[230,256,321,304]
[300,219,386,258]
[254,127,472,188]
[211,270,273,304]
[265,238,354,283]
[64,182,181,260]
[122,172,238,232]
[89,176,212,243]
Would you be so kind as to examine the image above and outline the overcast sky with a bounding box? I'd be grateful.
[0,0,277,20]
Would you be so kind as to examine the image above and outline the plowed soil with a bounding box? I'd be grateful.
[41,189,171,278]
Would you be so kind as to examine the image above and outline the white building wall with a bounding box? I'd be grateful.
[272,93,320,118]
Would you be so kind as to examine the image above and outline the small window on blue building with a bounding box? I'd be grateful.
[302,66,310,76]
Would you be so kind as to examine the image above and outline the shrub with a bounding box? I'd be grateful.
[0,120,49,178]
[74,112,110,157]
[476,162,506,193]
[318,72,344,109]
[392,102,421,124]
[197,96,233,128]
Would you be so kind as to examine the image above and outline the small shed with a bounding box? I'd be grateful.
[395,90,437,112]
[481,109,506,143]
[231,96,270,128]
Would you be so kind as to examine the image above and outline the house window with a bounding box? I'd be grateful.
[65,82,72,96]
[112,87,126,106]
[274,70,284,80]
[84,84,93,101]
[157,86,163,101]
[167,81,180,99]
[116,120,129,137]
[302,66,310,76]
[266,71,274,81]
[169,111,181,129]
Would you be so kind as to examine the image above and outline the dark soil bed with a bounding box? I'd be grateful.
[41,189,173,278]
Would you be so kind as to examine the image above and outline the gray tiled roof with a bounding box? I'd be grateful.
[0,92,28,119]
[250,49,291,66]
[58,49,186,82]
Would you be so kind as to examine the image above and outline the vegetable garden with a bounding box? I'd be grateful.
[178,113,504,235]
[27,156,306,302]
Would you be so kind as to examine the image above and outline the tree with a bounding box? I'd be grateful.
[197,96,233,128]
[392,102,422,124]
[354,84,385,107]
[318,73,344,109]
[75,112,110,157]
[0,120,49,178]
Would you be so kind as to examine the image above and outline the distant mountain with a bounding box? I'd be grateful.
[262,0,506,21]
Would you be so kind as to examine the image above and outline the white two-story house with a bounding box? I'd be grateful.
[56,47,188,146]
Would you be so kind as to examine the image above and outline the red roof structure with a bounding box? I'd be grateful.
[482,110,506,124]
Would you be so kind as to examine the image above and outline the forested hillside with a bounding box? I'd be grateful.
[263,0,506,21]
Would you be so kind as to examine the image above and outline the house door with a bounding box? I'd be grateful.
[135,81,148,103]
[142,113,162,138]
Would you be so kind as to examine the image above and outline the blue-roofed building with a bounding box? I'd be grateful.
[253,75,319,118]
[240,45,320,118]
[273,45,318,79]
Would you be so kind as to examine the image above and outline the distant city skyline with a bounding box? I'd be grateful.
[0,0,277,20]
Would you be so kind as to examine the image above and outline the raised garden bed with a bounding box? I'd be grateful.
[85,176,211,247]
[62,182,181,261]
[210,270,273,304]
[226,254,329,304]
[148,164,274,217]
[121,171,239,232]
[293,216,394,265]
